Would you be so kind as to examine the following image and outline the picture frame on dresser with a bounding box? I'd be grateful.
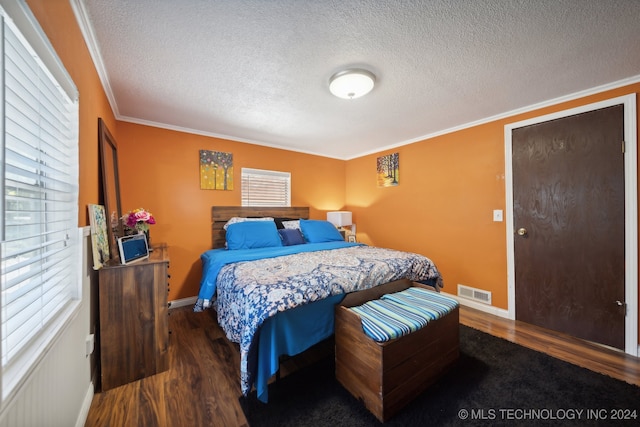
[87,203,110,269]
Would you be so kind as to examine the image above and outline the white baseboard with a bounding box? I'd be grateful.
[169,296,198,309]
[441,291,510,318]
[75,382,94,427]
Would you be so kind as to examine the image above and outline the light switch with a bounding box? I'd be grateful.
[493,210,503,222]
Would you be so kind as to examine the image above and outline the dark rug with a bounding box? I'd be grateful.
[240,325,640,426]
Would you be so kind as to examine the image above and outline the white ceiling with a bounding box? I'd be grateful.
[73,0,640,160]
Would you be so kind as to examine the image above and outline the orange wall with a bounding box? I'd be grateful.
[346,83,640,312]
[116,122,345,300]
[27,0,119,227]
[346,122,508,306]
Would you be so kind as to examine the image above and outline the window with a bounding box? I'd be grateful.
[241,168,291,207]
[0,0,79,400]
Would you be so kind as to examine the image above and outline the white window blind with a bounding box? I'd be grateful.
[241,168,291,207]
[0,0,79,400]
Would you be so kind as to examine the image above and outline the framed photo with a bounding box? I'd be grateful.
[347,235,357,243]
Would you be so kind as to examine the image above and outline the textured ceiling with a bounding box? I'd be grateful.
[74,0,640,160]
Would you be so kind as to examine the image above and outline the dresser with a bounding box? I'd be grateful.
[98,243,170,391]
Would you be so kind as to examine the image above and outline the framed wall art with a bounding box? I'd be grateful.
[377,152,399,187]
[200,149,234,190]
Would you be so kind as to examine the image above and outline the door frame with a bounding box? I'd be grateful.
[504,94,638,356]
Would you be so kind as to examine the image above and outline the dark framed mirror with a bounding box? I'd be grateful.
[98,118,123,261]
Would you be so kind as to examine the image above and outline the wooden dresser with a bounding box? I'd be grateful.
[98,243,170,391]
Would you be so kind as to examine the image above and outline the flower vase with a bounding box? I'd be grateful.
[139,229,153,252]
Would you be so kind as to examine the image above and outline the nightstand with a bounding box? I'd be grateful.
[98,243,170,390]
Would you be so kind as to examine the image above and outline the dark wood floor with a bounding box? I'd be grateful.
[84,305,640,427]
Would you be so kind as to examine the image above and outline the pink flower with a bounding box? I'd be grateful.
[121,208,156,232]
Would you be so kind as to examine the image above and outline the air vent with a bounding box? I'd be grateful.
[457,284,492,305]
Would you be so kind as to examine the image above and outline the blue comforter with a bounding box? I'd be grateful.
[195,241,360,307]
[194,242,442,399]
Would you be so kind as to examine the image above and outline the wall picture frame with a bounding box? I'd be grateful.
[200,149,234,190]
[377,152,399,187]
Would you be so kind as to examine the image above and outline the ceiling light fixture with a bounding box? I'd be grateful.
[329,69,376,100]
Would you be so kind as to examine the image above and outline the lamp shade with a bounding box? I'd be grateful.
[329,69,375,99]
[327,211,352,227]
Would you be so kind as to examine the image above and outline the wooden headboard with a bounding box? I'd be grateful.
[211,206,310,249]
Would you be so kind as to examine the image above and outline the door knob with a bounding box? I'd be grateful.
[517,228,528,236]
[615,300,627,315]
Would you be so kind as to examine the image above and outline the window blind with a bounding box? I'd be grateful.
[241,168,291,207]
[0,1,79,399]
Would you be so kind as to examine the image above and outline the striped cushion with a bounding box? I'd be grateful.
[348,287,459,342]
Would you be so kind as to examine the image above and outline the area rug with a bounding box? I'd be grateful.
[240,325,640,426]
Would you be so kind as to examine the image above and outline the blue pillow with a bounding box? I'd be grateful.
[299,219,344,243]
[226,221,282,250]
[278,228,306,246]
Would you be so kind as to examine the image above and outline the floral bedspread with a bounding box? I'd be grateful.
[212,244,443,396]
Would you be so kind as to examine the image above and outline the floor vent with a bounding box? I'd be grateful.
[457,284,492,305]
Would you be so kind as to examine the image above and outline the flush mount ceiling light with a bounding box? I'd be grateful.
[329,69,376,99]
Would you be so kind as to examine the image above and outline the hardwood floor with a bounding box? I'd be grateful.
[84,305,640,427]
[85,306,249,427]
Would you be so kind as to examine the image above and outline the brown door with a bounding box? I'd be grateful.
[512,104,625,349]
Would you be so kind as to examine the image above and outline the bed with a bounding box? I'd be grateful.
[194,206,444,403]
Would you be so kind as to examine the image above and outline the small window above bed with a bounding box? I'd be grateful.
[241,168,291,207]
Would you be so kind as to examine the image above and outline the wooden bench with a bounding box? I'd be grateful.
[335,279,459,422]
